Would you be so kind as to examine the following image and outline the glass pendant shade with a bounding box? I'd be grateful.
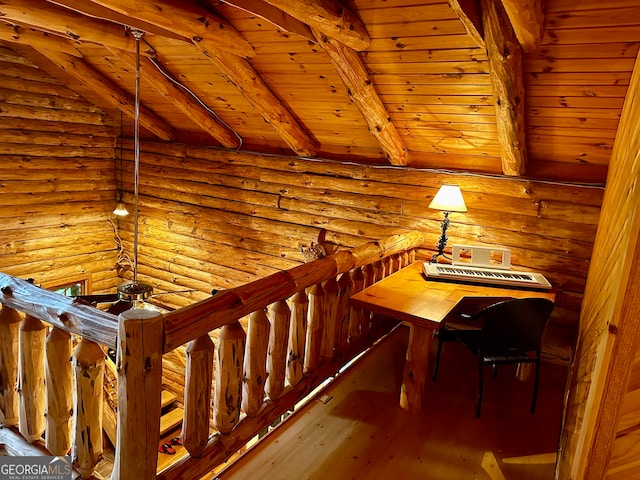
[113,200,129,216]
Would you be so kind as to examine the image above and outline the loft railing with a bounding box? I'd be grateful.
[0,230,425,480]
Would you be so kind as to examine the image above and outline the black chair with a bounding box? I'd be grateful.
[432,297,555,417]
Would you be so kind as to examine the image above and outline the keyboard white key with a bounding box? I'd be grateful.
[423,262,552,289]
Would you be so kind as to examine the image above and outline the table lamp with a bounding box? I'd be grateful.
[429,184,467,263]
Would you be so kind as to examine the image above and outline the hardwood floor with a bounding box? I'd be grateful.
[215,324,568,480]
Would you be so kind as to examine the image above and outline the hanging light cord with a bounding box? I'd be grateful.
[140,35,243,150]
[109,219,133,272]
[132,29,143,287]
[117,111,123,202]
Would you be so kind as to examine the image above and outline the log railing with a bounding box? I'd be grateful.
[0,282,117,477]
[0,230,425,480]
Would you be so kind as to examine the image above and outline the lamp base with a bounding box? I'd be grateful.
[430,252,451,264]
[429,211,451,264]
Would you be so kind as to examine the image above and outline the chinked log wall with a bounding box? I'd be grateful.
[116,139,603,363]
[0,45,120,293]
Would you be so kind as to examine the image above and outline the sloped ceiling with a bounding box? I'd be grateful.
[1,0,639,184]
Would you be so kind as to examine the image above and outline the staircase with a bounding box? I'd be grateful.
[160,390,182,434]
[102,355,187,471]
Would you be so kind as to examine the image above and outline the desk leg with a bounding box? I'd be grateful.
[400,323,431,414]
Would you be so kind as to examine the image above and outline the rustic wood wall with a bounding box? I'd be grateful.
[0,46,120,293]
[113,139,603,362]
[556,49,640,480]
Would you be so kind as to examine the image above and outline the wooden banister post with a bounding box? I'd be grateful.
[321,277,340,361]
[266,299,290,400]
[390,255,397,275]
[111,309,164,480]
[383,257,392,278]
[45,327,73,456]
[74,338,105,479]
[242,310,269,417]
[363,263,376,288]
[401,250,410,268]
[337,272,354,351]
[372,260,384,282]
[348,267,365,343]
[0,304,21,427]
[287,290,308,387]
[305,283,326,372]
[18,314,46,443]
[214,321,245,434]
[182,334,214,458]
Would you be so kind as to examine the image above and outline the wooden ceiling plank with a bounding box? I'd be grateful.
[220,0,315,42]
[202,47,318,156]
[0,0,150,56]
[0,20,83,57]
[108,47,241,149]
[260,0,371,51]
[313,31,407,165]
[36,47,175,141]
[500,0,545,53]
[46,0,190,42]
[447,0,485,48]
[481,0,527,176]
[87,0,255,58]
[92,0,316,154]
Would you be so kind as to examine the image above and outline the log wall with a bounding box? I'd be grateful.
[556,48,640,480]
[0,46,120,293]
[114,139,603,362]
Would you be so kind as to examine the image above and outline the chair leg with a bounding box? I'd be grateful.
[531,360,541,413]
[432,334,445,381]
[476,361,484,417]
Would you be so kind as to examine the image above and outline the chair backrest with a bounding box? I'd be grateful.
[473,298,555,354]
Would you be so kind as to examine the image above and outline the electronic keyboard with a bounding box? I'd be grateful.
[423,262,552,289]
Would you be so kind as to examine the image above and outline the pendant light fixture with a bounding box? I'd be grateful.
[112,201,129,217]
[116,29,153,304]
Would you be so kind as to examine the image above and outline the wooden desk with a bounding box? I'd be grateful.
[350,261,556,414]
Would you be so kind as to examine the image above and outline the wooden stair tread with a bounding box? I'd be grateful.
[160,408,183,436]
[161,390,178,409]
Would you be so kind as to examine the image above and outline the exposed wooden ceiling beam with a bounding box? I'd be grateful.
[109,47,241,149]
[87,0,317,155]
[447,0,484,48]
[500,0,544,53]
[204,48,318,156]
[313,31,408,166]
[221,0,315,42]
[36,47,175,141]
[0,20,83,57]
[88,0,255,58]
[8,43,123,121]
[46,0,189,42]
[0,0,153,57]
[260,0,370,51]
[481,0,526,176]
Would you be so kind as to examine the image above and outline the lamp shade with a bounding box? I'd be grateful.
[113,201,129,216]
[428,184,467,212]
